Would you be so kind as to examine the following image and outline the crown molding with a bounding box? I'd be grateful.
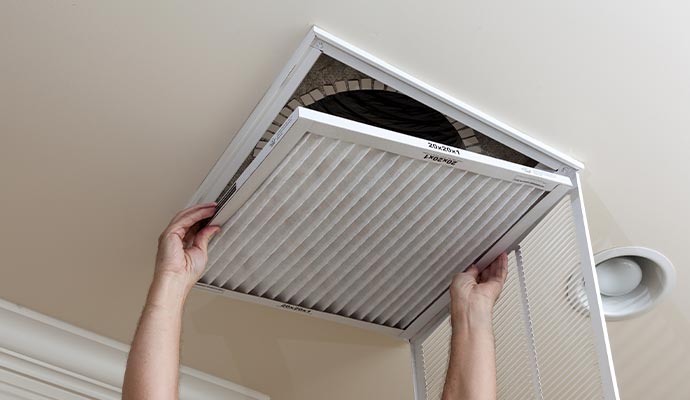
[0,298,269,400]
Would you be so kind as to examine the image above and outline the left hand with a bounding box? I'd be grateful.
[155,203,221,291]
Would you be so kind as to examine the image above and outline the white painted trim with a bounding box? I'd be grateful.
[409,341,426,400]
[0,298,269,400]
[568,173,620,400]
[0,367,87,400]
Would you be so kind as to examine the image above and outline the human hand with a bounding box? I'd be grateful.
[155,203,221,292]
[449,252,508,327]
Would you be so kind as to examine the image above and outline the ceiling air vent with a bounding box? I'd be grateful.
[189,27,620,400]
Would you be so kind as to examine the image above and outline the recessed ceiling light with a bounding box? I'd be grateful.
[594,247,676,321]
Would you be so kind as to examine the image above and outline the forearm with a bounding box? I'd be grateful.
[442,306,497,400]
[123,275,189,400]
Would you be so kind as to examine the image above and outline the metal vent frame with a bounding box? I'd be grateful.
[187,26,619,400]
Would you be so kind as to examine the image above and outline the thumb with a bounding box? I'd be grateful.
[193,225,221,253]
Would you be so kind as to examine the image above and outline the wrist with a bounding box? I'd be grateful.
[146,272,191,311]
[451,301,494,333]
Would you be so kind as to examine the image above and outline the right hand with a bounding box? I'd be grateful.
[449,252,508,325]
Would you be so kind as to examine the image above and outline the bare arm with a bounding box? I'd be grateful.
[122,203,221,400]
[442,253,508,400]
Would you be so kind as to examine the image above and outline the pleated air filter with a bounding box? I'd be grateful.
[198,107,572,331]
[189,27,620,400]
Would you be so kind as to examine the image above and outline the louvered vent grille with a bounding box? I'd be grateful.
[416,197,607,400]
[519,197,605,399]
[201,131,547,329]
[420,252,535,400]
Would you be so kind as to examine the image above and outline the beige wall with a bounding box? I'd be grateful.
[1,1,689,399]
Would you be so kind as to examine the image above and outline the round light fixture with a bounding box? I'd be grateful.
[594,247,676,321]
[596,257,643,296]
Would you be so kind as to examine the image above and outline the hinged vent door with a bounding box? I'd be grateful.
[195,107,572,333]
[412,196,615,400]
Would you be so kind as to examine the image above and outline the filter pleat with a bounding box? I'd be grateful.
[263,155,414,299]
[222,138,346,289]
[340,173,478,319]
[202,135,323,283]
[251,149,394,296]
[294,162,443,308]
[319,167,460,314]
[392,187,541,328]
[232,142,370,293]
[208,135,331,286]
[376,184,532,327]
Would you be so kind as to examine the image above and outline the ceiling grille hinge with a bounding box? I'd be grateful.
[195,282,225,294]
[311,40,324,51]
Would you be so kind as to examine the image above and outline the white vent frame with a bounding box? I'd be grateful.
[188,26,619,400]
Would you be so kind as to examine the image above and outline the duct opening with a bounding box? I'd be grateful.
[216,54,539,206]
[308,91,462,147]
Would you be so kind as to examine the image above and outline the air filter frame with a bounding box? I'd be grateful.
[197,106,571,336]
[210,107,571,227]
[188,26,619,400]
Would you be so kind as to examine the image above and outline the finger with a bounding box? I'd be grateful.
[463,265,480,280]
[183,222,201,249]
[193,225,221,253]
[169,202,216,226]
[165,206,217,238]
[480,267,490,282]
[499,252,508,281]
[487,252,508,284]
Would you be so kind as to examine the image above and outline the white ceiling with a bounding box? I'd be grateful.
[1,1,689,399]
